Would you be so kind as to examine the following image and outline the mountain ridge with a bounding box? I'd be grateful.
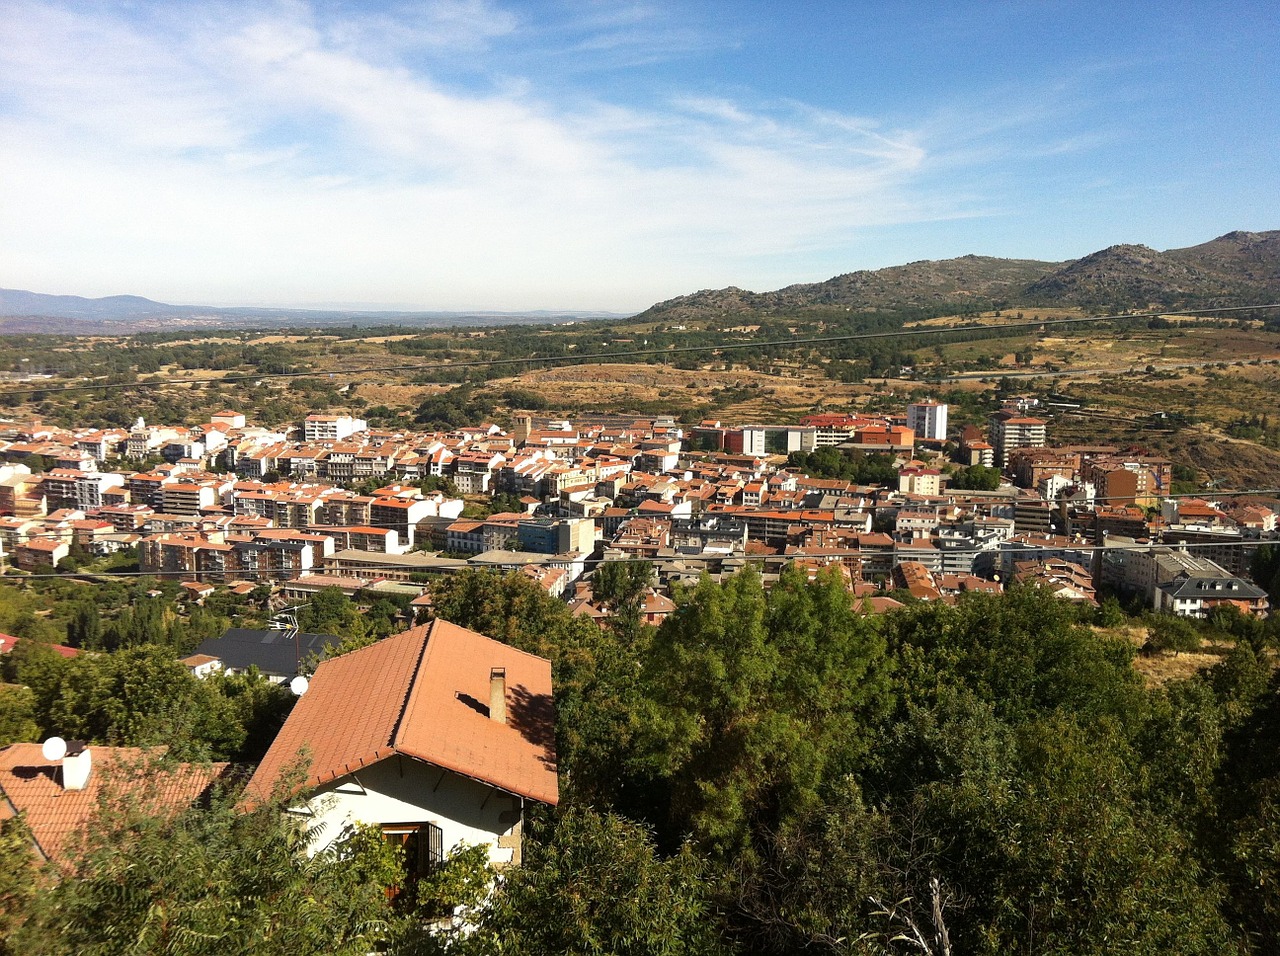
[638,230,1280,321]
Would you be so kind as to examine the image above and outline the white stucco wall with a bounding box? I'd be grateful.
[301,756,523,866]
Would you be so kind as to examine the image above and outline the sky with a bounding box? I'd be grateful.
[1,0,1277,313]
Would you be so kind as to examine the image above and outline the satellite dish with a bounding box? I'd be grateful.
[289,676,309,696]
[41,736,67,762]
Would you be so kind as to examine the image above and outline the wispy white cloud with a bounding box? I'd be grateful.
[0,0,1089,309]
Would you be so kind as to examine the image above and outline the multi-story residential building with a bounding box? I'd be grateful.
[228,529,333,581]
[800,414,866,447]
[989,409,1047,468]
[1007,448,1080,490]
[1081,454,1172,507]
[899,466,942,497]
[445,519,487,554]
[906,401,948,442]
[453,452,505,495]
[161,436,207,464]
[127,472,175,510]
[39,469,83,512]
[303,414,366,442]
[958,437,995,468]
[92,504,154,532]
[996,534,1094,580]
[13,538,69,570]
[516,517,596,555]
[321,492,375,527]
[370,496,435,549]
[159,479,226,516]
[139,533,233,582]
[0,472,46,517]
[1156,573,1269,618]
[73,429,128,461]
[308,525,402,554]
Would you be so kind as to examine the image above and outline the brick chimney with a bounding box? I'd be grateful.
[489,667,507,724]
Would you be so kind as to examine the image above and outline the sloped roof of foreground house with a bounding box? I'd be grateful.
[0,744,229,868]
[245,620,558,807]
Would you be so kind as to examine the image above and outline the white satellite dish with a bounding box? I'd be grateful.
[289,676,310,696]
[41,736,67,762]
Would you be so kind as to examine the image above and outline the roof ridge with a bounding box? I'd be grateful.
[389,620,435,750]
[428,617,552,664]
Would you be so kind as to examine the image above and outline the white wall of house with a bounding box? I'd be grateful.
[303,757,523,866]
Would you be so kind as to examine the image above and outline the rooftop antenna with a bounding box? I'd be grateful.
[269,604,304,671]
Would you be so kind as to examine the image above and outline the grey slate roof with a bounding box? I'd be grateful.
[1160,575,1267,600]
[194,628,340,679]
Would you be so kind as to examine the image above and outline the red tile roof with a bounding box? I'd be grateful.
[0,634,80,658]
[0,744,227,868]
[246,620,557,807]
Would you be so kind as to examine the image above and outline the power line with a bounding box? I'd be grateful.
[5,303,1278,398]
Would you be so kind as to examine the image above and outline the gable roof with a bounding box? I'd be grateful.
[193,628,339,679]
[246,619,557,806]
[0,744,227,869]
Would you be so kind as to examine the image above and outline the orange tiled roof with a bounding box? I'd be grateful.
[246,620,558,807]
[0,744,227,868]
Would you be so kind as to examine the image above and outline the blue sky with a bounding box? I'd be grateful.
[1,0,1276,312]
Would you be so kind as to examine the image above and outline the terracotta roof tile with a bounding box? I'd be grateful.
[0,744,227,869]
[246,620,558,806]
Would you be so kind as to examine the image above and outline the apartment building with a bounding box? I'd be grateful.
[303,414,367,442]
[906,401,949,442]
[989,409,1047,468]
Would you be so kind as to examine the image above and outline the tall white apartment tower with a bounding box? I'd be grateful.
[907,401,948,442]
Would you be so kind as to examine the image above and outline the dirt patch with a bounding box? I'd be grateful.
[355,383,435,406]
[1132,648,1226,687]
[1111,625,1234,687]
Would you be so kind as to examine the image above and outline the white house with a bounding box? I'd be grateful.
[244,619,558,884]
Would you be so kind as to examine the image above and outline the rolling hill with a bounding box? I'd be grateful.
[638,230,1280,321]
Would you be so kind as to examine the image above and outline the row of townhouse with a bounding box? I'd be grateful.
[139,527,336,582]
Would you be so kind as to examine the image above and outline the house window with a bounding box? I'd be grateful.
[383,822,444,901]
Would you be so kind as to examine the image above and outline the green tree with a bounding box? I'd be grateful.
[1146,612,1202,657]
[639,566,892,857]
[591,559,653,642]
[947,464,1001,491]
[461,808,728,956]
[297,587,368,643]
[23,646,245,760]
[0,816,37,954]
[930,717,1236,955]
[65,601,103,649]
[15,770,403,956]
[0,684,38,747]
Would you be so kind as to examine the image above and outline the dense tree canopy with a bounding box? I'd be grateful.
[7,569,1280,955]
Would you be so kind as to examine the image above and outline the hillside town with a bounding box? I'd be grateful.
[0,399,1272,626]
